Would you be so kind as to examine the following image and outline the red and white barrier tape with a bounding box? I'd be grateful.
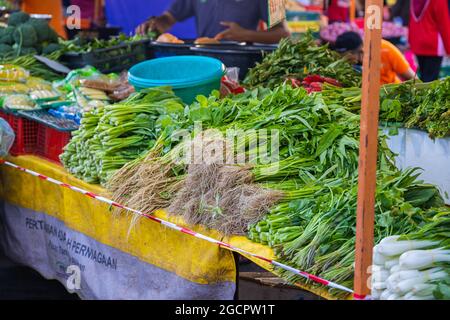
[0,159,354,295]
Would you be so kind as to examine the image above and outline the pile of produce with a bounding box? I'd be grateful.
[0,11,60,58]
[59,33,154,54]
[0,51,62,81]
[372,213,450,300]
[322,78,450,138]
[60,87,185,185]
[405,78,450,138]
[105,83,448,299]
[0,64,61,110]
[243,32,361,89]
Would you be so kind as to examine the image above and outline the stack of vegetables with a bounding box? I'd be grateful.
[372,212,450,300]
[60,87,185,185]
[243,32,361,89]
[59,33,155,54]
[104,83,448,299]
[0,64,62,111]
[319,78,450,138]
[0,11,60,58]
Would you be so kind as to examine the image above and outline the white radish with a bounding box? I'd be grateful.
[377,240,438,257]
[399,249,450,270]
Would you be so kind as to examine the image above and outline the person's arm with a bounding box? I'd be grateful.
[136,0,194,35]
[136,11,177,35]
[214,21,290,44]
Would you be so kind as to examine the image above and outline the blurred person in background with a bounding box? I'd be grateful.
[324,0,350,23]
[334,31,416,84]
[409,0,450,82]
[136,0,290,44]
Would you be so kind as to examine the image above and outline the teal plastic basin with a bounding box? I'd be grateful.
[128,55,225,104]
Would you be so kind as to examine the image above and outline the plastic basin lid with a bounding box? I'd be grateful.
[129,55,225,87]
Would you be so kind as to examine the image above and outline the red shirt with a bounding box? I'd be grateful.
[409,0,450,56]
[327,0,349,22]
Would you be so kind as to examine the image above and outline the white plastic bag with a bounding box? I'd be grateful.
[0,118,15,157]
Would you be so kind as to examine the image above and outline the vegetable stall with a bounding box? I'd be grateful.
[0,9,449,300]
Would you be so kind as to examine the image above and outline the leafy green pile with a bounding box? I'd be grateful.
[321,78,450,138]
[60,87,185,185]
[0,51,62,81]
[59,33,155,54]
[405,77,450,138]
[243,32,361,89]
[106,84,447,298]
[0,11,60,58]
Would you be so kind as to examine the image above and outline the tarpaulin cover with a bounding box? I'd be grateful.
[0,155,338,300]
[0,155,235,299]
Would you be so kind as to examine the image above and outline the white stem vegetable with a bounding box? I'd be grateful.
[385,258,399,270]
[372,269,390,282]
[373,250,389,266]
[399,249,450,270]
[394,269,447,294]
[386,269,421,291]
[412,284,437,297]
[377,240,438,257]
[379,235,400,244]
[390,265,402,274]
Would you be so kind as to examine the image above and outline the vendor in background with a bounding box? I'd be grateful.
[408,0,450,82]
[136,0,290,44]
[334,31,416,85]
[13,0,67,38]
[324,0,350,23]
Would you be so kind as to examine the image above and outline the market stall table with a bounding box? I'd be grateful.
[0,155,342,300]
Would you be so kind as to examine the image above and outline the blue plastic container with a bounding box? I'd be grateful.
[129,55,225,104]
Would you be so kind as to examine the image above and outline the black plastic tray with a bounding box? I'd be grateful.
[60,39,152,74]
[189,45,277,80]
[17,110,79,132]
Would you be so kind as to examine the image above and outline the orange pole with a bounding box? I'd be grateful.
[353,0,383,299]
[350,0,356,22]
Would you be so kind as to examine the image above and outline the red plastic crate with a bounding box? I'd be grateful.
[36,125,71,164]
[0,110,38,156]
